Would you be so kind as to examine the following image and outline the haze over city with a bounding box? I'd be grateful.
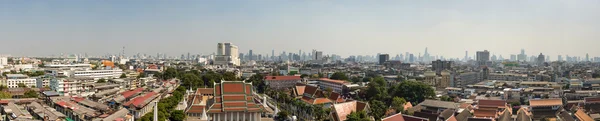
[1,0,599,58]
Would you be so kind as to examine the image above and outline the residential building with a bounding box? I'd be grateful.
[49,77,95,96]
[123,92,160,119]
[102,108,134,121]
[528,99,562,120]
[71,69,123,80]
[415,100,460,114]
[27,101,67,121]
[206,81,264,121]
[110,88,145,109]
[36,76,54,88]
[379,54,390,65]
[432,60,452,74]
[315,78,351,93]
[476,50,490,67]
[264,76,302,90]
[52,97,103,121]
[6,74,36,88]
[329,101,370,121]
[214,43,240,66]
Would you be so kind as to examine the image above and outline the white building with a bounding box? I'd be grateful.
[49,77,95,96]
[6,74,37,88]
[44,64,92,69]
[214,43,240,66]
[315,78,350,93]
[0,57,7,68]
[71,69,123,80]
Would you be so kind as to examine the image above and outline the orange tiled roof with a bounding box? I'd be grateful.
[474,109,497,118]
[314,98,332,104]
[295,86,305,96]
[529,99,563,107]
[478,99,506,108]
[196,88,214,95]
[383,113,405,121]
[207,81,263,114]
[575,108,594,121]
[331,101,369,121]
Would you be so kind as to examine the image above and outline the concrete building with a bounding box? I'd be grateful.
[206,81,264,121]
[432,60,452,74]
[315,78,351,93]
[264,76,302,90]
[476,50,490,67]
[537,53,545,66]
[70,69,123,80]
[379,54,390,65]
[123,92,160,119]
[49,77,96,96]
[5,74,36,88]
[0,57,7,68]
[214,43,240,66]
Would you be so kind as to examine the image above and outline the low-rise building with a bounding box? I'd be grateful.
[206,81,265,121]
[329,101,370,121]
[49,77,95,96]
[529,99,563,120]
[27,101,67,121]
[71,69,123,80]
[315,78,351,93]
[123,92,160,119]
[5,74,36,88]
[264,76,302,90]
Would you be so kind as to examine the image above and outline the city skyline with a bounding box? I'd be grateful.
[2,0,600,58]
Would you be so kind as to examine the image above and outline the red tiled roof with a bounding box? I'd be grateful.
[223,95,245,101]
[332,101,369,121]
[304,85,318,96]
[222,83,244,93]
[122,88,144,98]
[314,98,332,104]
[196,88,214,95]
[224,102,246,107]
[478,99,506,108]
[328,92,345,103]
[0,100,9,104]
[215,85,221,96]
[529,99,562,107]
[584,97,600,103]
[123,92,158,108]
[318,78,350,84]
[383,113,405,121]
[187,105,205,113]
[264,76,302,81]
[295,86,305,96]
[403,115,429,121]
[246,84,252,95]
[71,97,85,102]
[473,109,497,118]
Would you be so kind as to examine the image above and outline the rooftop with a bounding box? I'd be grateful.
[317,78,350,84]
[529,99,563,107]
[264,76,302,81]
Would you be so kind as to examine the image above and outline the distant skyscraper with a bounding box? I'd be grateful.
[409,54,415,63]
[271,50,275,61]
[378,54,389,65]
[537,53,545,66]
[510,54,517,61]
[558,55,563,61]
[215,43,240,66]
[248,50,253,61]
[518,49,527,62]
[586,53,589,61]
[464,51,469,61]
[313,50,323,61]
[476,50,490,66]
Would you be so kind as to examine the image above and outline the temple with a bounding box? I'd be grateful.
[206,81,265,121]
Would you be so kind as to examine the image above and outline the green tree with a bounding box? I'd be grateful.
[222,72,238,81]
[313,104,329,121]
[330,72,349,80]
[440,95,453,102]
[181,73,202,89]
[163,67,179,80]
[300,74,309,78]
[276,111,290,121]
[324,87,333,98]
[120,73,127,78]
[23,90,38,98]
[97,78,106,83]
[17,83,27,88]
[248,74,266,93]
[310,74,320,78]
[366,76,389,101]
[350,77,361,83]
[362,77,373,82]
[346,111,371,121]
[0,85,8,91]
[391,80,435,103]
[391,97,407,113]
[169,110,186,121]
[0,92,12,99]
[369,100,387,121]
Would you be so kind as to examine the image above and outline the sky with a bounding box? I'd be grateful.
[1,0,599,59]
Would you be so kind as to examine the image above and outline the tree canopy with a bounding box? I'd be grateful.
[120,73,127,78]
[369,100,387,121]
[390,80,435,103]
[330,72,349,80]
[96,78,106,83]
[23,90,38,98]
[346,111,371,121]
[17,83,27,88]
[391,97,407,113]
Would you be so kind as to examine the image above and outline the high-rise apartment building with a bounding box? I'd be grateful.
[537,53,545,66]
[214,43,240,66]
[476,50,490,66]
[379,54,389,65]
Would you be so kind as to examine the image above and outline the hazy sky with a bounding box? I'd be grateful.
[1,0,599,59]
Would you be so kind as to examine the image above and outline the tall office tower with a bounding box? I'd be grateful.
[214,43,240,66]
[187,52,190,60]
[409,54,415,63]
[510,54,516,61]
[271,50,275,61]
[518,49,527,62]
[491,54,497,62]
[423,47,430,62]
[586,53,589,61]
[558,55,563,61]
[476,50,490,66]
[239,53,244,61]
[313,50,323,61]
[464,51,469,62]
[248,50,253,61]
[378,54,389,65]
[537,53,545,66]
